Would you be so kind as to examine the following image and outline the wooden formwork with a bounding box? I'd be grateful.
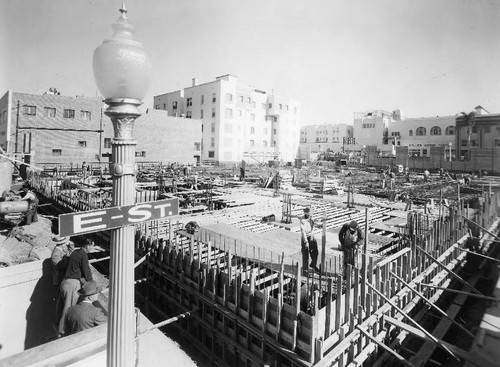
[135,192,500,367]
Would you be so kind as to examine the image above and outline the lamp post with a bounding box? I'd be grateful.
[92,5,152,367]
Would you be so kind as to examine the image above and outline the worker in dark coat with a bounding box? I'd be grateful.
[338,220,364,276]
[64,280,107,335]
[21,189,38,225]
[57,238,95,336]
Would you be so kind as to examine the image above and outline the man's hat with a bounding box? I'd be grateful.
[303,207,311,213]
[349,220,358,229]
[53,235,68,244]
[78,281,102,297]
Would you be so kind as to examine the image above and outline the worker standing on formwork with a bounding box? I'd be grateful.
[300,207,319,274]
[338,220,364,277]
[380,170,387,189]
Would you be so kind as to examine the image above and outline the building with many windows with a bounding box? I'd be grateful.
[352,109,457,157]
[153,74,301,163]
[0,89,106,166]
[0,90,201,167]
[298,123,353,160]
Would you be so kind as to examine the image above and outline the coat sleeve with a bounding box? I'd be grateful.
[93,307,107,326]
[338,224,347,243]
[81,252,93,282]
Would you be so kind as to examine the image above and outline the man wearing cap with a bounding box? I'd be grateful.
[64,280,107,335]
[300,207,319,273]
[338,220,364,276]
[58,238,95,336]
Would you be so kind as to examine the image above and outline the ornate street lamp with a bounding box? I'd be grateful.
[92,4,152,366]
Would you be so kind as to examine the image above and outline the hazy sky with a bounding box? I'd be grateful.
[1,0,499,125]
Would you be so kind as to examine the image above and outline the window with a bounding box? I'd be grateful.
[186,98,192,107]
[212,93,216,103]
[44,107,56,117]
[250,140,254,147]
[263,140,267,147]
[238,110,242,117]
[239,95,244,102]
[194,142,201,151]
[409,130,413,136]
[201,95,204,105]
[263,128,268,135]
[391,132,400,137]
[212,108,216,118]
[104,138,112,148]
[210,137,215,147]
[268,103,273,108]
[416,127,426,136]
[163,103,166,109]
[286,105,289,111]
[252,101,256,108]
[24,105,36,115]
[211,123,215,133]
[430,126,441,135]
[200,109,204,119]
[78,141,87,147]
[273,129,277,134]
[81,111,91,121]
[461,140,468,147]
[250,127,255,134]
[226,93,233,102]
[494,139,500,147]
[173,101,178,110]
[250,114,255,121]
[273,141,277,147]
[63,109,75,119]
[225,108,233,118]
[208,151,215,158]
[445,126,454,135]
[247,97,251,103]
[52,149,62,156]
[279,104,282,110]
[186,111,192,118]
[135,151,146,157]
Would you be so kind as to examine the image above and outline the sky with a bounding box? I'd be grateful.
[1,0,499,125]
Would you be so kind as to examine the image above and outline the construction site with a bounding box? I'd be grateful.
[0,160,499,367]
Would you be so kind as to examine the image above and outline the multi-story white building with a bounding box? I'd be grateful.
[353,110,392,148]
[298,123,353,160]
[154,74,301,163]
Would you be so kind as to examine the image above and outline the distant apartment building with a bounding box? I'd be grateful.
[0,90,201,166]
[153,74,301,163]
[353,109,457,157]
[298,123,353,160]
[388,114,456,157]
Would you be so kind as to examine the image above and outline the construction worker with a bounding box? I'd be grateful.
[380,170,387,189]
[21,189,38,225]
[300,207,319,273]
[423,169,430,182]
[338,220,364,276]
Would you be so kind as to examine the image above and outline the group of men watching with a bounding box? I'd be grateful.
[50,236,107,338]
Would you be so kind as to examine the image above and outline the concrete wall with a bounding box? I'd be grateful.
[0,259,53,358]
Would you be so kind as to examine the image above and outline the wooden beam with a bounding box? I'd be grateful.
[356,325,416,367]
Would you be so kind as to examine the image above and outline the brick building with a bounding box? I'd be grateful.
[0,90,202,167]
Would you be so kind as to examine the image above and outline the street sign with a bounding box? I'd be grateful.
[58,198,179,237]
